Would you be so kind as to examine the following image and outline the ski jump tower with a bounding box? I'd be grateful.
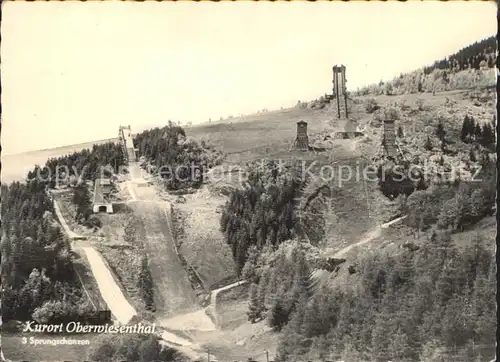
[382,120,397,157]
[333,65,348,118]
[118,125,137,162]
[382,118,405,160]
[325,65,349,118]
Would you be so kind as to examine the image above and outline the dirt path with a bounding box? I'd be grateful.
[332,215,407,258]
[159,309,216,332]
[333,228,382,258]
[210,280,248,306]
[52,198,86,240]
[157,330,193,346]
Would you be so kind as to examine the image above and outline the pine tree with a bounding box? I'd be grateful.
[138,335,161,362]
[247,283,263,323]
[300,296,322,338]
[290,248,311,301]
[436,123,446,143]
[472,274,496,344]
[307,335,330,361]
[480,122,494,148]
[276,323,307,361]
[469,148,477,162]
[479,152,490,167]
[424,136,433,151]
[473,123,482,141]
[371,312,391,361]
[461,115,471,142]
[397,126,404,138]
[73,184,92,223]
[441,294,471,348]
[388,327,412,361]
[235,228,250,276]
[257,268,269,311]
[268,293,289,331]
[241,245,260,283]
[265,268,278,307]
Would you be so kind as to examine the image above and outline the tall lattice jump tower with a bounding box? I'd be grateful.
[291,120,310,151]
[332,65,348,118]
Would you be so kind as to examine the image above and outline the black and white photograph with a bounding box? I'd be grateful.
[0,2,497,361]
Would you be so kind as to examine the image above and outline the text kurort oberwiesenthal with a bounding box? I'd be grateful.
[23,321,156,334]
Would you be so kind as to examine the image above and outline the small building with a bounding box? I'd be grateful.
[291,120,310,151]
[92,178,113,213]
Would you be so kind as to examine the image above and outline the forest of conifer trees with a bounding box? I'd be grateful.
[220,160,302,275]
[1,180,94,323]
[223,154,496,360]
[41,142,126,187]
[133,121,224,190]
[270,233,496,361]
[1,142,129,325]
[423,36,496,74]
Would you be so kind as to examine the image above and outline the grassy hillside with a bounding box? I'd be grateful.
[172,188,238,289]
[177,84,496,292]
[204,36,496,361]
[185,78,495,361]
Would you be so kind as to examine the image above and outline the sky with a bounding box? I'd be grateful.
[1,1,497,155]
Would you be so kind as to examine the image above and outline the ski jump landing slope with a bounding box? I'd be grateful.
[82,247,137,325]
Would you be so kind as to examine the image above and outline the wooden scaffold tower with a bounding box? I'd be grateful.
[381,118,406,161]
[325,65,349,118]
[290,120,310,151]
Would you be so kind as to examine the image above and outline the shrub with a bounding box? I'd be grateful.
[398,99,410,110]
[377,165,416,200]
[137,255,155,311]
[32,299,95,324]
[397,126,404,138]
[84,215,102,230]
[384,82,394,95]
[73,184,93,223]
[416,98,425,110]
[424,136,433,151]
[365,98,380,113]
[89,341,117,362]
[89,335,179,362]
[383,106,401,121]
[296,101,308,109]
